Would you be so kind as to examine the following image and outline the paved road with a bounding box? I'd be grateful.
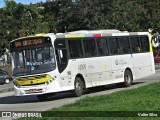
[0,81,13,93]
[0,70,160,119]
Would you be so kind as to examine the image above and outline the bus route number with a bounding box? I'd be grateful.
[78,64,86,70]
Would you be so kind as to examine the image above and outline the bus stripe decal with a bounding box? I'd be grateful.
[93,34,102,37]
[85,34,93,37]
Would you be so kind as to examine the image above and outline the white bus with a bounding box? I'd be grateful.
[10,30,155,100]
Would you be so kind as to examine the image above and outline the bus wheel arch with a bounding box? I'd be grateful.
[76,74,86,89]
[72,74,86,97]
[123,68,133,87]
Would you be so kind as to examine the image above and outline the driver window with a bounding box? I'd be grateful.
[13,51,25,68]
[54,39,68,73]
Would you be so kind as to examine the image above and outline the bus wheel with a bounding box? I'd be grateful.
[72,77,84,97]
[36,94,48,101]
[123,70,133,87]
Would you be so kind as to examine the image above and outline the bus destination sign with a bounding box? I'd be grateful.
[15,38,43,47]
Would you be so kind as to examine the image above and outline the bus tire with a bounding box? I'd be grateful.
[72,77,84,97]
[123,69,133,87]
[36,94,48,101]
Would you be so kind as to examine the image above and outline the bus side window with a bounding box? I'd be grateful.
[108,37,120,55]
[140,36,149,52]
[130,37,141,53]
[83,39,97,57]
[55,49,67,64]
[68,39,83,58]
[97,38,109,56]
[119,37,131,54]
[60,49,68,64]
[55,49,60,64]
[54,39,68,73]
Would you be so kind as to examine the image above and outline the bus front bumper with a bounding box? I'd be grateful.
[14,81,62,96]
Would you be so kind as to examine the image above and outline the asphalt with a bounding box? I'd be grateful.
[0,81,14,93]
[155,63,160,69]
[0,64,159,94]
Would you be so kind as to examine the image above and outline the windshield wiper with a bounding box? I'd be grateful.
[14,73,29,77]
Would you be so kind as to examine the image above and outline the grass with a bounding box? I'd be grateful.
[17,82,160,120]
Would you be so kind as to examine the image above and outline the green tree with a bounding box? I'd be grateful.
[1,0,160,57]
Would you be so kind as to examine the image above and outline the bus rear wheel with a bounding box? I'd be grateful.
[72,77,85,97]
[123,69,133,87]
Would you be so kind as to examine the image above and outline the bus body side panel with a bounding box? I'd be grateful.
[99,56,112,85]
[132,52,155,81]
[85,57,100,87]
[142,52,155,77]
[60,59,91,91]
[110,55,124,83]
[58,59,76,91]
[132,33,155,80]
[110,54,133,83]
[132,53,145,80]
[57,53,155,92]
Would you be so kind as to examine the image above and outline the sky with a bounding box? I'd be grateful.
[0,0,46,7]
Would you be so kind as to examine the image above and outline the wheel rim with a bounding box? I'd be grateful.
[75,82,82,94]
[125,74,131,84]
[5,79,10,84]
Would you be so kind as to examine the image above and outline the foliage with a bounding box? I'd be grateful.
[1,0,160,55]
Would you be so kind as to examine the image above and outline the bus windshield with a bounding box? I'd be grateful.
[11,39,56,76]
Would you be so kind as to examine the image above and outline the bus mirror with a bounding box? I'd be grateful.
[60,50,63,58]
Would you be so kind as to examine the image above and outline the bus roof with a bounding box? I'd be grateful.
[11,33,46,42]
[11,30,149,42]
[55,30,149,39]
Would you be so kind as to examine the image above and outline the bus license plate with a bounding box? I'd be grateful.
[29,89,36,93]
